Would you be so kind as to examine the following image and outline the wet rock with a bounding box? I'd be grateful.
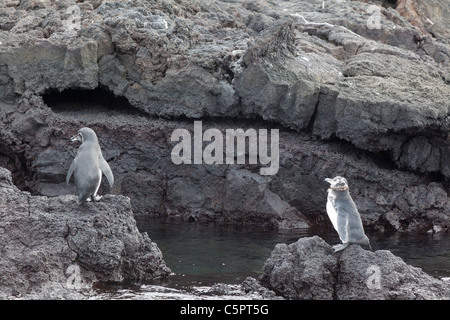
[91,277,281,300]
[221,168,309,228]
[0,166,171,299]
[260,236,450,300]
[203,277,280,299]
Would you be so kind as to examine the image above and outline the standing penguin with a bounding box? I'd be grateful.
[325,176,371,252]
[66,127,114,205]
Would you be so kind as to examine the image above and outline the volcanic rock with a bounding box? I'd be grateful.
[0,0,449,231]
[0,166,170,299]
[260,236,450,300]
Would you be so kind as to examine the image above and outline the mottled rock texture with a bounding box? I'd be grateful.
[260,236,450,300]
[0,166,170,299]
[0,0,449,231]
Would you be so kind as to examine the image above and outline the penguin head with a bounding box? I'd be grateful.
[325,176,349,191]
[70,127,98,144]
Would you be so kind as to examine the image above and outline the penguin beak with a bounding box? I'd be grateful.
[70,133,81,142]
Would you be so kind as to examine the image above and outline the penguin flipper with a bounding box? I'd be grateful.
[336,205,350,244]
[66,159,76,185]
[99,156,114,189]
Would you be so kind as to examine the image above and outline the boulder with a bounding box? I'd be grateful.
[0,167,170,299]
[260,236,337,299]
[260,236,450,299]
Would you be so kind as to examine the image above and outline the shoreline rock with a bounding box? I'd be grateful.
[0,166,171,299]
[260,236,450,300]
[2,165,449,300]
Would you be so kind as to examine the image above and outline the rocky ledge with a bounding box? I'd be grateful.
[260,236,450,300]
[0,166,170,299]
[0,0,449,232]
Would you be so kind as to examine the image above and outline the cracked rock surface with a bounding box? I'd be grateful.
[260,236,450,300]
[0,0,449,232]
[0,167,170,299]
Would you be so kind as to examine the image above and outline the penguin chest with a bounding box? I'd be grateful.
[326,190,339,232]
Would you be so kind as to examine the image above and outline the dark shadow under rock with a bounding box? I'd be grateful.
[42,87,147,117]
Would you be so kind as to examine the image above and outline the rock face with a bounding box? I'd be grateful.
[396,0,450,39]
[260,236,450,300]
[0,0,449,231]
[0,166,170,299]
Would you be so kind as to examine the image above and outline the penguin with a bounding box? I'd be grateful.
[325,176,371,252]
[66,127,114,205]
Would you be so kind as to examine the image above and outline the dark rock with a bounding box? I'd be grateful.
[396,0,450,40]
[0,0,449,232]
[240,276,283,300]
[259,236,337,299]
[235,21,321,130]
[260,236,450,300]
[3,98,450,231]
[92,276,281,300]
[0,166,170,299]
[336,243,449,299]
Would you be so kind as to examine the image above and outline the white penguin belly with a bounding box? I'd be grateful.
[326,194,339,232]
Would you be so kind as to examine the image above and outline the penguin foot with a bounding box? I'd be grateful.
[85,195,102,202]
[92,194,102,202]
[333,243,349,252]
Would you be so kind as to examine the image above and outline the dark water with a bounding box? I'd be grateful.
[135,216,450,288]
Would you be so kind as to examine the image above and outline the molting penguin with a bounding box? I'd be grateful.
[66,127,114,205]
[325,176,371,252]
